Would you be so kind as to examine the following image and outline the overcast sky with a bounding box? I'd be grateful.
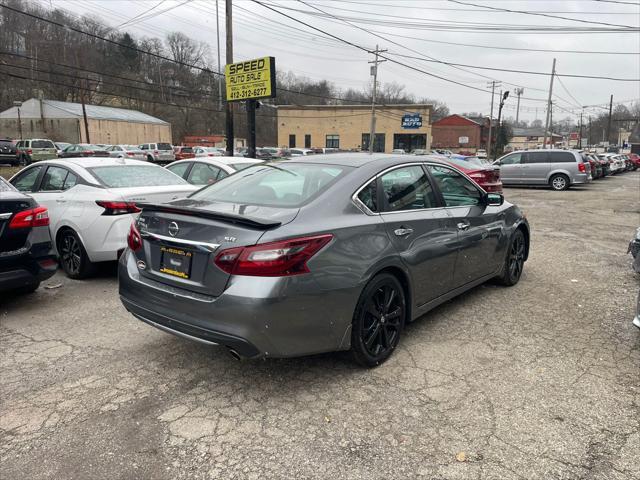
[46,0,639,123]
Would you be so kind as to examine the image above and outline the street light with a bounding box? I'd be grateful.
[13,101,23,140]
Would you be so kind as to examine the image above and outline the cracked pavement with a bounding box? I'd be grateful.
[1,172,639,480]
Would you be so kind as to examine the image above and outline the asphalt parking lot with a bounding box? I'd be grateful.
[1,172,639,480]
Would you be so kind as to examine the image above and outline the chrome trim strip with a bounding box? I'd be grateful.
[139,230,220,252]
[0,213,13,220]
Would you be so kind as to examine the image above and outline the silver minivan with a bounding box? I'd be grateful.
[495,149,591,191]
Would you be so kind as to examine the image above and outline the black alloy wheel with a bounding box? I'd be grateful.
[352,273,406,367]
[58,230,94,279]
[497,229,525,286]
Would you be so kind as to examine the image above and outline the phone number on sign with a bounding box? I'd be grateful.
[229,87,270,100]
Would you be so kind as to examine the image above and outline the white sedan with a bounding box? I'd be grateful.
[9,158,197,278]
[165,157,264,186]
[193,146,224,157]
[105,144,145,161]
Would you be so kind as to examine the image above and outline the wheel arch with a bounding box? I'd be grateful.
[515,221,530,261]
[371,265,413,323]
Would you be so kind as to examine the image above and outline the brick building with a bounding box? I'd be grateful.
[431,114,486,153]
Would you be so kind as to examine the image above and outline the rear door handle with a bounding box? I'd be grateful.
[394,228,414,237]
[56,199,67,203]
[457,222,470,231]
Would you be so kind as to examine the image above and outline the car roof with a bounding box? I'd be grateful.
[278,153,449,169]
[33,158,154,168]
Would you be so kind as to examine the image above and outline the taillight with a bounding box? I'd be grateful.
[96,201,141,215]
[468,172,487,181]
[214,234,333,276]
[9,206,49,229]
[127,221,142,252]
[154,150,159,154]
[578,162,586,173]
[126,152,135,156]
[26,149,32,155]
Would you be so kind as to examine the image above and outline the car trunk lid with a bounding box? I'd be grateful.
[132,199,298,296]
[108,185,198,204]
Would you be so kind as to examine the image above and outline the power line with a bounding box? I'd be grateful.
[555,77,583,109]
[115,0,166,29]
[447,0,638,29]
[363,29,639,55]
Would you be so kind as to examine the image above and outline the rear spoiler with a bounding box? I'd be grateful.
[135,203,282,229]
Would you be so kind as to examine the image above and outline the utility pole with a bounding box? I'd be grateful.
[13,101,23,140]
[224,0,234,156]
[542,58,556,149]
[578,109,584,148]
[588,116,592,146]
[514,87,524,126]
[495,90,509,160]
[216,0,222,110]
[81,79,90,143]
[606,94,613,145]
[368,45,386,154]
[486,81,500,157]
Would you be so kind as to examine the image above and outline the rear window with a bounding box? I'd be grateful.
[549,152,577,163]
[180,147,193,153]
[157,143,172,150]
[0,177,16,192]
[87,165,188,188]
[230,162,261,171]
[190,163,351,207]
[32,140,55,149]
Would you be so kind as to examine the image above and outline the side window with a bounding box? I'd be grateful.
[218,170,229,180]
[40,166,69,191]
[549,152,577,163]
[167,162,191,179]
[141,144,148,150]
[188,163,222,185]
[357,179,378,213]
[380,166,437,212]
[525,152,549,164]
[501,153,523,165]
[63,172,78,190]
[428,165,482,207]
[11,166,43,192]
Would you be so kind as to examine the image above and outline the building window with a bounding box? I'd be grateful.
[304,134,311,148]
[362,133,385,152]
[326,134,339,149]
[289,134,296,148]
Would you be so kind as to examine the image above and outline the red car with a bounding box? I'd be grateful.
[173,146,195,160]
[444,156,503,193]
[628,153,640,169]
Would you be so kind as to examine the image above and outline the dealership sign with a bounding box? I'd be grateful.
[459,136,469,144]
[225,56,276,101]
[401,113,422,129]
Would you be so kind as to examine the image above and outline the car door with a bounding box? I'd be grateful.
[377,164,458,305]
[30,166,77,231]
[426,164,504,287]
[166,161,193,181]
[521,151,549,184]
[497,152,524,184]
[187,162,223,186]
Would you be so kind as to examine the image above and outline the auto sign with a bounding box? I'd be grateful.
[225,56,276,102]
[401,114,422,129]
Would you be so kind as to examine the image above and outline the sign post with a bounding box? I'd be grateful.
[225,56,276,158]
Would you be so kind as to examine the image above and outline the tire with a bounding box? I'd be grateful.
[147,155,154,163]
[549,173,569,191]
[495,229,526,286]
[351,273,406,367]
[57,229,95,279]
[19,155,29,166]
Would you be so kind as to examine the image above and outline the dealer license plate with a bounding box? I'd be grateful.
[159,246,193,279]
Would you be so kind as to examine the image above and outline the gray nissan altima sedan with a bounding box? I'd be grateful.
[119,154,530,367]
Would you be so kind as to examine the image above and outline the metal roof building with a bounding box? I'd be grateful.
[0,98,172,144]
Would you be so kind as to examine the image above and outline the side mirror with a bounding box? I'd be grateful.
[485,193,504,206]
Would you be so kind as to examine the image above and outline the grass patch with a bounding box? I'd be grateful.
[0,166,20,180]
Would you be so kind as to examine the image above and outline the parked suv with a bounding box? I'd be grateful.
[0,139,17,165]
[495,149,591,191]
[15,139,57,165]
[140,142,175,164]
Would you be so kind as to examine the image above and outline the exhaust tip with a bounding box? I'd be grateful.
[227,348,242,361]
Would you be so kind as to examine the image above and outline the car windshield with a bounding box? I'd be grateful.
[229,162,261,171]
[190,163,351,207]
[87,165,188,188]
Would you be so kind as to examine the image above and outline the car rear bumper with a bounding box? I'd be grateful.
[118,249,357,358]
[571,173,590,185]
[0,255,57,291]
